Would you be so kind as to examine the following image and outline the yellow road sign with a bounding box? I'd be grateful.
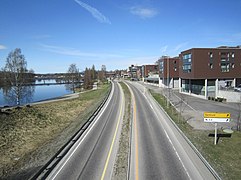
[204,112,230,118]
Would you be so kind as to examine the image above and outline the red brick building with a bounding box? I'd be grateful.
[158,56,180,88]
[179,46,241,98]
[141,64,159,78]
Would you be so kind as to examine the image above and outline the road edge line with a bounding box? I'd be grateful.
[148,90,221,180]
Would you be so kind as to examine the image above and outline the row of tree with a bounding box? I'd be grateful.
[66,63,107,93]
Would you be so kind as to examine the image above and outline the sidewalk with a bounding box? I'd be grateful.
[140,82,236,130]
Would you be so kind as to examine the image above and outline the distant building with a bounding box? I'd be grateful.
[128,65,142,80]
[179,46,241,99]
[158,56,180,88]
[121,70,129,78]
[142,65,159,78]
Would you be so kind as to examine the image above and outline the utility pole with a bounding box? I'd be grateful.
[167,56,170,108]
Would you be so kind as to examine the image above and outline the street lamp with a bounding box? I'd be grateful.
[167,56,170,108]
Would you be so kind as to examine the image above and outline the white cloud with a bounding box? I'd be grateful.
[160,45,168,53]
[74,0,111,24]
[122,56,159,67]
[32,34,51,40]
[0,44,7,50]
[174,42,188,51]
[130,6,158,19]
[40,44,122,58]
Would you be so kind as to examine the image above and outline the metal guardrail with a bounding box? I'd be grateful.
[30,84,112,180]
[149,90,222,180]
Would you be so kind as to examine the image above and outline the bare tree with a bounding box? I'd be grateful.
[3,48,33,105]
[84,68,92,89]
[66,64,79,93]
[98,65,106,82]
[236,102,241,131]
[91,65,97,80]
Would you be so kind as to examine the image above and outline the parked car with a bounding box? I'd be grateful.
[234,84,241,92]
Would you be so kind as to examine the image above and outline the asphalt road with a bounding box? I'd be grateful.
[127,81,216,180]
[45,81,125,180]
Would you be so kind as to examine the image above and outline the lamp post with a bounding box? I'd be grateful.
[167,56,170,108]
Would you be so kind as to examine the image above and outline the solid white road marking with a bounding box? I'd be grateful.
[48,83,115,180]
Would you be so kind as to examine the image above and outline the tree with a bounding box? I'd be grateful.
[3,48,34,105]
[91,65,97,80]
[98,65,106,82]
[84,68,92,89]
[236,102,241,131]
[66,64,79,93]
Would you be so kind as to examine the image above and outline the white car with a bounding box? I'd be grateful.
[234,84,241,92]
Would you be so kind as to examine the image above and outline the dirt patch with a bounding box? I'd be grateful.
[0,84,110,179]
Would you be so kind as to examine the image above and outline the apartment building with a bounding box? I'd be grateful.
[141,64,159,78]
[179,46,241,99]
[158,56,180,88]
[128,65,142,80]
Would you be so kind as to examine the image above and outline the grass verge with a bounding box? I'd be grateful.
[0,83,110,179]
[112,82,131,179]
[150,90,241,180]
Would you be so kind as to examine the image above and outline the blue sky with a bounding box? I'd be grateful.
[0,0,241,73]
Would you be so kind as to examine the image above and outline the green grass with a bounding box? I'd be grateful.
[150,90,241,180]
[0,83,110,178]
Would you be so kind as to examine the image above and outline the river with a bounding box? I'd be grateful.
[0,80,73,107]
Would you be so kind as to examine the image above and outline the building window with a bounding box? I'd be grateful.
[231,63,235,68]
[220,52,232,72]
[182,53,192,73]
[174,67,177,71]
[221,63,229,72]
[159,61,164,74]
[209,52,213,58]
[210,63,213,69]
[231,52,235,58]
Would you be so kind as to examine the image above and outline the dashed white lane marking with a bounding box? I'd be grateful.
[163,127,192,180]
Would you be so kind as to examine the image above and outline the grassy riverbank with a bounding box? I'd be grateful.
[0,83,110,179]
[151,90,241,180]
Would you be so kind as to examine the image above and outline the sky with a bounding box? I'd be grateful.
[0,0,241,73]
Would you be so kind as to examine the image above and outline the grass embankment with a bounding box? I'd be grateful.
[151,90,241,180]
[0,83,110,178]
[112,82,131,179]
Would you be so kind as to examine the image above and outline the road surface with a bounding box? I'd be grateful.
[45,81,125,180]
[127,81,216,180]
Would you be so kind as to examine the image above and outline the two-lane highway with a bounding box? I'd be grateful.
[45,81,125,180]
[127,81,216,180]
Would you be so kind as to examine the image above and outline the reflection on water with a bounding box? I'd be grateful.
[0,80,72,107]
[2,85,35,106]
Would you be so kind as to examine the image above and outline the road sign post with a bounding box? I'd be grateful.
[203,112,230,145]
[214,123,217,145]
